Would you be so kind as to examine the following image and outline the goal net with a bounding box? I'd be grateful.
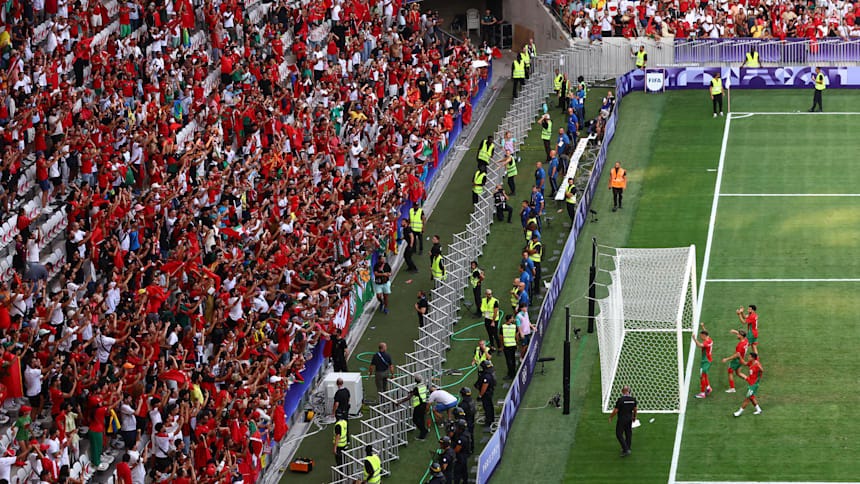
[596,246,697,413]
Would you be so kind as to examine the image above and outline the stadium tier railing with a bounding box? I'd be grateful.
[674,37,860,66]
[327,61,551,484]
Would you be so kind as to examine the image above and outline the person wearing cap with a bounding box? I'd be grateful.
[437,436,456,483]
[452,418,472,484]
[458,387,477,449]
[427,461,446,484]
[398,375,428,440]
[476,360,497,430]
[332,414,348,466]
[0,446,17,482]
[359,445,381,484]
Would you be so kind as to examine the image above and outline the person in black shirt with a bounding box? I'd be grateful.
[401,218,418,273]
[476,360,496,430]
[452,420,471,484]
[438,436,456,483]
[368,342,394,401]
[330,328,349,372]
[415,291,429,328]
[608,385,637,457]
[458,387,477,448]
[427,462,445,484]
[429,234,442,260]
[493,185,513,223]
[332,378,351,420]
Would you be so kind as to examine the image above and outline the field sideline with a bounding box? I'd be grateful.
[493,89,860,484]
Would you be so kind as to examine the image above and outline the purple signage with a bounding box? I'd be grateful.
[631,66,860,89]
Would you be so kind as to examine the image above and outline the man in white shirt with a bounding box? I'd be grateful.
[24,358,46,413]
[426,386,459,422]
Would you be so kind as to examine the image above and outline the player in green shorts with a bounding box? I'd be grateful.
[721,329,748,393]
[734,352,763,417]
[692,323,713,398]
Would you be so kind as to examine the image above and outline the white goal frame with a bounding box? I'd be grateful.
[597,245,698,414]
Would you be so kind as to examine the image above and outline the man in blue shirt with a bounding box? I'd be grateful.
[570,93,585,129]
[567,107,579,142]
[517,280,531,308]
[534,161,546,195]
[531,185,545,217]
[519,262,533,297]
[548,153,560,197]
[520,250,536,282]
[520,200,532,230]
[557,128,571,157]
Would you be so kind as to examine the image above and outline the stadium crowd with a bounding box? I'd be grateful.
[547,0,860,41]
[0,0,492,482]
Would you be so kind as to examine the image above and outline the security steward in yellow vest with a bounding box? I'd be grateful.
[472,165,487,204]
[512,54,526,98]
[633,45,647,69]
[608,161,627,212]
[710,76,723,117]
[500,314,518,379]
[399,376,429,440]
[408,205,425,254]
[477,135,494,170]
[554,70,565,109]
[333,419,348,465]
[565,177,577,221]
[481,289,502,349]
[472,339,491,367]
[359,445,381,484]
[527,232,543,295]
[810,66,826,112]
[430,252,446,283]
[743,47,760,68]
[540,114,553,161]
[510,278,521,315]
[521,46,531,79]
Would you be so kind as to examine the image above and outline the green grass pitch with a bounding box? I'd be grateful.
[494,89,860,484]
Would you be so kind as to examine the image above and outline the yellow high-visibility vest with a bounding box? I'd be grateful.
[409,207,423,233]
[710,77,722,96]
[469,268,483,288]
[364,455,381,484]
[431,255,447,281]
[474,346,488,365]
[478,140,494,162]
[334,420,348,448]
[541,119,552,141]
[510,286,519,308]
[745,51,760,67]
[502,323,517,347]
[528,239,542,263]
[521,50,530,67]
[410,384,428,408]
[473,171,487,195]
[565,184,577,205]
[512,60,525,79]
[815,72,826,90]
[481,296,499,320]
[553,74,564,92]
[635,50,646,68]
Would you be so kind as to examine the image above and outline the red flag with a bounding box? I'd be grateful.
[492,47,502,59]
[273,406,288,441]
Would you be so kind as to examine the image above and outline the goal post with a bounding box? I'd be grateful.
[596,246,697,413]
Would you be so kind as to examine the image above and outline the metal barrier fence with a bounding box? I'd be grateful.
[329,63,555,484]
[537,38,674,82]
[674,37,860,66]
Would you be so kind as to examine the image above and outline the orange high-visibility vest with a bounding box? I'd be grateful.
[610,167,627,189]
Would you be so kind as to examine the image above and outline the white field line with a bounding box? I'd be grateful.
[721,193,860,197]
[732,111,860,116]
[676,482,860,484]
[708,278,860,283]
[667,114,733,484]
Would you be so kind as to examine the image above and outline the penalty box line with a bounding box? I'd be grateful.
[676,481,860,484]
[731,111,860,116]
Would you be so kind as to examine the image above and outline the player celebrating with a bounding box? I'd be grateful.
[737,305,759,354]
[721,329,748,393]
[733,352,763,417]
[692,323,714,398]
